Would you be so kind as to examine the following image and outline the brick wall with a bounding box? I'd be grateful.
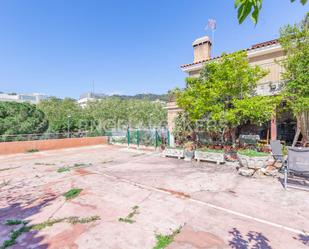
[0,136,108,155]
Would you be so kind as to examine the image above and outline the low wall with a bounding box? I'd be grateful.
[0,136,108,155]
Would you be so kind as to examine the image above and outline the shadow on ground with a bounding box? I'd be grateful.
[0,192,57,248]
[294,234,309,246]
[228,228,272,249]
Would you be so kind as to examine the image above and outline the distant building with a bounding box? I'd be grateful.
[167,35,295,145]
[0,92,48,104]
[78,92,107,107]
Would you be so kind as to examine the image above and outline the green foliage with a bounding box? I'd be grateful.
[197,148,224,153]
[235,0,307,24]
[176,51,274,142]
[0,95,167,137]
[31,218,65,230]
[279,12,309,114]
[153,227,182,249]
[0,225,31,249]
[57,167,70,173]
[37,97,87,133]
[63,188,83,200]
[280,13,309,144]
[111,93,168,102]
[238,149,269,157]
[177,51,267,120]
[0,102,48,136]
[1,216,100,248]
[30,216,100,230]
[86,97,167,129]
[5,220,27,226]
[173,112,197,144]
[234,0,262,24]
[230,95,282,126]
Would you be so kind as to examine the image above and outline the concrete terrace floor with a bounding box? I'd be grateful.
[0,145,308,249]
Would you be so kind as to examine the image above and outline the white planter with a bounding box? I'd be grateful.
[238,154,270,169]
[194,150,225,164]
[162,148,185,159]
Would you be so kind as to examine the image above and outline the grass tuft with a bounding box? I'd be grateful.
[153,227,182,249]
[5,220,27,226]
[238,149,269,157]
[0,215,100,249]
[66,215,101,225]
[31,218,65,230]
[0,224,30,249]
[57,167,70,173]
[34,162,55,166]
[62,188,83,200]
[118,205,139,224]
[26,148,39,153]
[73,163,92,167]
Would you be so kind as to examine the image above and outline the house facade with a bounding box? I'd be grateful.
[0,92,48,104]
[167,35,296,146]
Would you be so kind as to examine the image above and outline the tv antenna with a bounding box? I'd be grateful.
[205,19,216,57]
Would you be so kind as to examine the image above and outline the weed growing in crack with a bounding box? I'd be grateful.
[100,160,114,164]
[35,162,56,166]
[1,216,100,249]
[66,215,101,225]
[56,163,92,173]
[5,220,27,226]
[26,149,39,153]
[0,225,31,249]
[118,205,139,224]
[73,163,92,167]
[57,167,70,173]
[153,226,182,249]
[63,188,83,200]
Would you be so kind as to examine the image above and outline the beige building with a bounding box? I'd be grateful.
[167,35,294,145]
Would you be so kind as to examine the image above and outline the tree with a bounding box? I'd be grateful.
[279,12,309,146]
[0,102,48,136]
[37,98,86,133]
[235,0,308,24]
[85,97,167,130]
[176,51,280,143]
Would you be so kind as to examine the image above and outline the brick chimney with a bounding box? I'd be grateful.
[192,36,212,63]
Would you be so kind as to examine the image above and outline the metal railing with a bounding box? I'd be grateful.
[0,131,105,143]
[107,128,170,149]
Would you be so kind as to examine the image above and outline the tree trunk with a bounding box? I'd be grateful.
[300,111,309,146]
[230,127,237,145]
[292,112,308,147]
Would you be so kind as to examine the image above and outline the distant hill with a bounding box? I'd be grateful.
[110,93,168,102]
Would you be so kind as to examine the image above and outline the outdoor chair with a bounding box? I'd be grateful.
[270,140,284,162]
[284,147,309,190]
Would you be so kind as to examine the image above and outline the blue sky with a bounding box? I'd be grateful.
[0,0,307,99]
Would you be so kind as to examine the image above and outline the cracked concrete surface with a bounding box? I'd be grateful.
[0,144,308,249]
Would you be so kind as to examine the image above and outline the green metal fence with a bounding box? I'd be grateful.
[107,128,170,149]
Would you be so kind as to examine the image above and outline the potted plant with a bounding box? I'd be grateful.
[183,141,195,161]
[162,146,185,159]
[194,147,225,164]
[214,141,223,150]
[223,142,233,152]
[224,143,238,161]
[237,149,271,170]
